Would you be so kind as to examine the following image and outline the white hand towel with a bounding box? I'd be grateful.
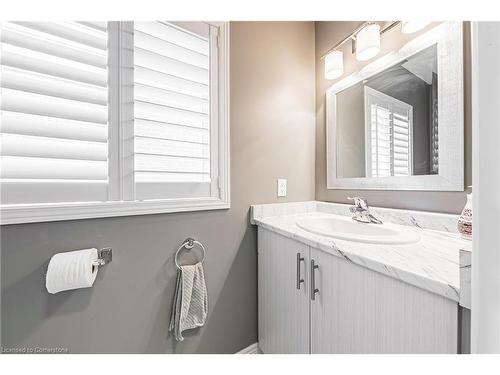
[169,262,208,341]
[46,248,99,294]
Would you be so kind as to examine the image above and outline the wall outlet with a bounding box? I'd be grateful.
[277,178,287,197]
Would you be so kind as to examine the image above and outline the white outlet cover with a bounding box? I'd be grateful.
[277,178,287,197]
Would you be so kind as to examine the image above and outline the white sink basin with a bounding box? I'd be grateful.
[296,215,420,245]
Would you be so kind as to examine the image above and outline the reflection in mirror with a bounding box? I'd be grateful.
[336,44,438,178]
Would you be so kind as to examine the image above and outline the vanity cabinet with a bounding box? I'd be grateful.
[257,228,310,353]
[258,228,458,354]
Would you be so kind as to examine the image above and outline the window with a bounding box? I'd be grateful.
[0,21,230,224]
[364,86,413,178]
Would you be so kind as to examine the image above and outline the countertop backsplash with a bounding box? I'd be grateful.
[251,201,459,233]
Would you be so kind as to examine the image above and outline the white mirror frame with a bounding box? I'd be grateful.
[326,22,464,191]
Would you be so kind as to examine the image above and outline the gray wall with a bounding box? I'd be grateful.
[0,21,316,354]
[315,22,472,214]
[336,83,365,178]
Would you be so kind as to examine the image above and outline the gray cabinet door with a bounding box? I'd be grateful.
[258,228,310,353]
[310,247,458,353]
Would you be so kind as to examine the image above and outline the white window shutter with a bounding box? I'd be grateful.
[365,86,413,178]
[1,21,109,204]
[370,104,392,177]
[392,111,412,176]
[0,21,229,223]
[133,21,217,200]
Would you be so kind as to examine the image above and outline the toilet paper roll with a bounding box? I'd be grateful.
[46,248,99,294]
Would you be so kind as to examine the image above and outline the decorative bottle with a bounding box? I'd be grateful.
[458,186,472,240]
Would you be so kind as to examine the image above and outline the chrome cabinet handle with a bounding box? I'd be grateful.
[311,259,319,300]
[296,252,305,289]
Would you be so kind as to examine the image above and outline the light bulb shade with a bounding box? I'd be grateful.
[401,21,431,34]
[356,24,380,61]
[324,50,344,80]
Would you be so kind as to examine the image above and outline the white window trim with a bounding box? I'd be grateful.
[0,21,230,225]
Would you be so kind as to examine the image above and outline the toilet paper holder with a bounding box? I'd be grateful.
[93,248,112,267]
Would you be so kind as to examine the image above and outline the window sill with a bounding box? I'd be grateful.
[0,197,230,225]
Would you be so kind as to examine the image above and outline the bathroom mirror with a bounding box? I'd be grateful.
[326,22,464,191]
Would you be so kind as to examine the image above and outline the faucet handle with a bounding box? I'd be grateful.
[347,196,368,210]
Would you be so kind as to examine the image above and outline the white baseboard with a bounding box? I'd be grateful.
[235,342,260,354]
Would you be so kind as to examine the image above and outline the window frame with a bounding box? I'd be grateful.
[0,21,230,225]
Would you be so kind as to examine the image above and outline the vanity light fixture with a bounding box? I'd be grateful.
[401,21,431,34]
[321,21,401,80]
[355,23,381,61]
[324,50,344,80]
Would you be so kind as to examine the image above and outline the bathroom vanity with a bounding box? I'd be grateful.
[252,201,467,354]
[280,21,469,354]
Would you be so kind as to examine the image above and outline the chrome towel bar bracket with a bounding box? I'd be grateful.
[174,238,206,269]
[92,248,112,267]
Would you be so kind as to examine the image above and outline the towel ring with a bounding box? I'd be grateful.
[174,238,206,269]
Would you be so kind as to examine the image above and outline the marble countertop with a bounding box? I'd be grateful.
[459,245,472,309]
[251,201,469,302]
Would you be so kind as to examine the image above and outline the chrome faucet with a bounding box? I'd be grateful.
[347,197,383,224]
